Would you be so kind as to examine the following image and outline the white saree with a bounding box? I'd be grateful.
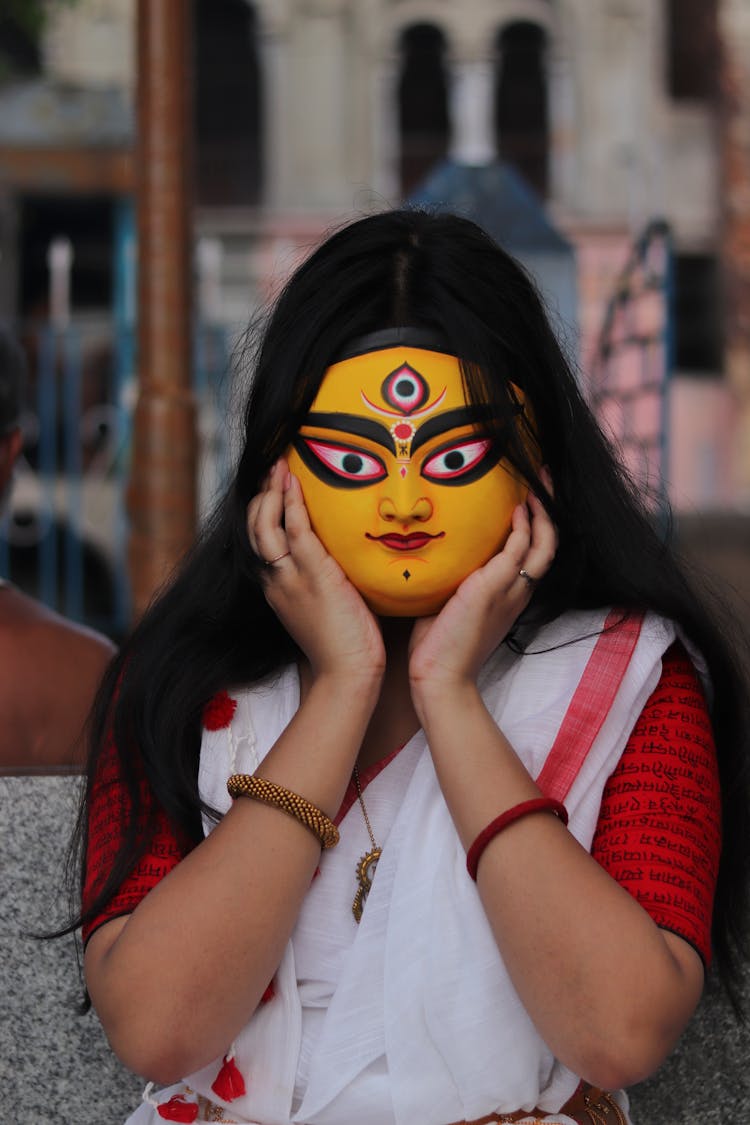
[127,608,679,1125]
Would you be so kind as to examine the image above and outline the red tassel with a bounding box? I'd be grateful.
[211,1054,247,1101]
[202,690,237,730]
[156,1094,199,1122]
[261,979,276,1004]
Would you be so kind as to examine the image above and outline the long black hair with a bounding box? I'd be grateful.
[73,208,749,1007]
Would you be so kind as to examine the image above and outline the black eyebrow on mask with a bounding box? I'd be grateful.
[410,406,493,454]
[302,412,396,454]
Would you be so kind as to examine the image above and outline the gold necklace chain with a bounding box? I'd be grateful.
[352,765,382,923]
[353,765,378,850]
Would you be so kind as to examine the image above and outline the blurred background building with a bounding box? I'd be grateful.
[0,0,748,639]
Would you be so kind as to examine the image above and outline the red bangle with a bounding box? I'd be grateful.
[466,797,569,881]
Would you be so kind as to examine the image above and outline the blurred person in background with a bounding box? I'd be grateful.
[0,325,114,773]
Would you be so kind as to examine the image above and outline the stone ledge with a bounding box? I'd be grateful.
[3,774,748,1123]
[1,775,141,1124]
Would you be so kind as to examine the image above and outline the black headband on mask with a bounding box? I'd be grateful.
[333,326,453,364]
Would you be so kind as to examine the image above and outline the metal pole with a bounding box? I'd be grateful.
[128,0,197,620]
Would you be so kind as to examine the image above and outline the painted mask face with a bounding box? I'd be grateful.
[287,345,530,617]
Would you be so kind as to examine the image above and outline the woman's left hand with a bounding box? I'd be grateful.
[408,485,557,705]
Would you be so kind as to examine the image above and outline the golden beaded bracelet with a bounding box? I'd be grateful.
[226,774,340,849]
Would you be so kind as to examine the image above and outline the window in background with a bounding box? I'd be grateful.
[19,194,113,320]
[666,0,718,102]
[494,21,549,199]
[398,23,450,197]
[195,0,262,206]
[0,4,43,82]
[673,254,724,374]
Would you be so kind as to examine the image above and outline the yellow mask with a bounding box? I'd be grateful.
[287,344,529,616]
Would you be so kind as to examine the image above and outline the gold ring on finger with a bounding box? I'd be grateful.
[264,550,291,566]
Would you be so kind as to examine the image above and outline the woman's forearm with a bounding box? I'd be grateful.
[416,681,704,1090]
[84,671,380,1083]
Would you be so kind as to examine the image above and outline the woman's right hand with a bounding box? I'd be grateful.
[86,461,386,1087]
[246,459,386,687]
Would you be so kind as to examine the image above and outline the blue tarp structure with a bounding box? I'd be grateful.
[407,160,578,359]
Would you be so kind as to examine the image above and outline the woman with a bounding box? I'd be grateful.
[76,210,748,1124]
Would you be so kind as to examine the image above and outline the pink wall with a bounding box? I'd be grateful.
[667,376,737,511]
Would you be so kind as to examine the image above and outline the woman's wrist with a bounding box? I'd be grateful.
[414,680,541,847]
[308,665,384,710]
[410,676,483,729]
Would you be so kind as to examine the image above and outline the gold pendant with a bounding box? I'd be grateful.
[352,846,382,923]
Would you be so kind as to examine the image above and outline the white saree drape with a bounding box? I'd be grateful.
[127,609,679,1125]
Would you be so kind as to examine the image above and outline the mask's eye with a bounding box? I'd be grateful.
[421,437,493,484]
[298,437,387,487]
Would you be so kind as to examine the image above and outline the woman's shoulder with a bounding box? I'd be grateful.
[198,664,300,815]
[208,662,300,719]
[515,606,676,655]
